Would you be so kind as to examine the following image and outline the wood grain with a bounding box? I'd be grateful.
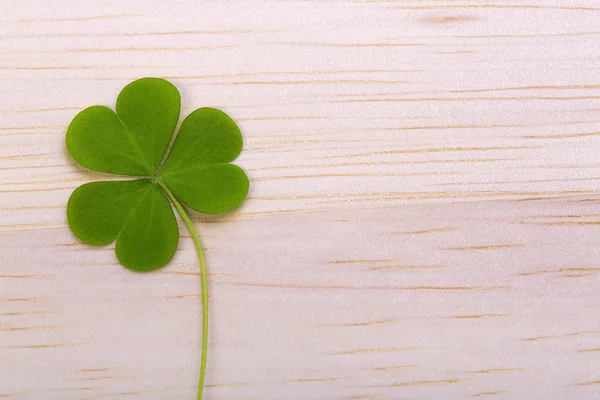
[1,0,599,399]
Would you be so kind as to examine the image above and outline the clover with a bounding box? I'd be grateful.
[66,78,249,399]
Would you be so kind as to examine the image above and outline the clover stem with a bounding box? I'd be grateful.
[158,182,209,400]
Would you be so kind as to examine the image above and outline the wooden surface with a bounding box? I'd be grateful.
[1,1,600,399]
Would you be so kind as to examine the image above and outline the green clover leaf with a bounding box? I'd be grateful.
[66,78,249,270]
[65,78,249,399]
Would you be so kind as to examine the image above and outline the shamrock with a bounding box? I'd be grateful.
[65,78,249,399]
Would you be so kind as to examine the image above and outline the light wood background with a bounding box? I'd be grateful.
[1,1,600,399]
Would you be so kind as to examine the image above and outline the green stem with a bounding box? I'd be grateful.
[158,182,208,400]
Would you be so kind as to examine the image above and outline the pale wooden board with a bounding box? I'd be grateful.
[1,0,600,399]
